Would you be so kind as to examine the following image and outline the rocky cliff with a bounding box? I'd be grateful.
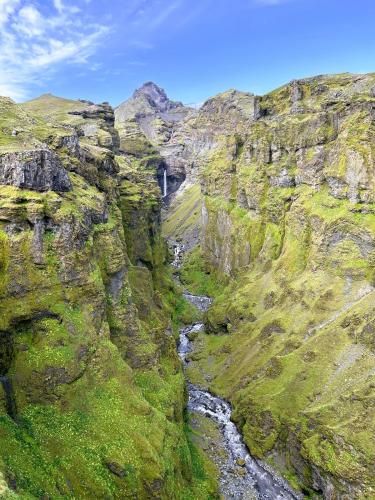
[0,94,215,498]
[171,73,375,498]
[115,82,199,198]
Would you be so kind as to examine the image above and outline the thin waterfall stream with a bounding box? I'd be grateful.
[173,245,300,499]
[163,169,167,198]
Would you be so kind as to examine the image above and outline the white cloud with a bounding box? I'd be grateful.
[53,0,64,13]
[0,1,109,100]
[15,5,44,37]
[0,0,21,27]
[0,0,207,100]
[53,0,81,15]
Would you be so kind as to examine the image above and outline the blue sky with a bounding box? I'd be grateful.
[0,0,374,105]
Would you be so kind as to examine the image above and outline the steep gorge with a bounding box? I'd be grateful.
[162,73,375,499]
[0,74,375,499]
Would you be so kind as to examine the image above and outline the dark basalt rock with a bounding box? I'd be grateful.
[69,102,115,125]
[105,461,127,478]
[0,376,18,421]
[0,149,71,192]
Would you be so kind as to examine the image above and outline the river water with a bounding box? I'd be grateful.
[178,291,300,500]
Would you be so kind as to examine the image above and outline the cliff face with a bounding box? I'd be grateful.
[0,95,215,498]
[115,82,198,197]
[177,73,375,498]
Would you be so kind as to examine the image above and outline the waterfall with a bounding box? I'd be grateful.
[163,169,167,198]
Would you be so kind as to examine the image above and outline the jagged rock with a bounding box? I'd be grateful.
[53,132,82,159]
[200,89,260,122]
[326,176,348,199]
[69,102,114,123]
[269,168,295,188]
[0,149,71,192]
[290,80,305,113]
[295,146,325,187]
[117,81,187,122]
[133,81,184,114]
[115,82,195,196]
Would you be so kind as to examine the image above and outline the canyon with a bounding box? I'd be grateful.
[0,73,375,498]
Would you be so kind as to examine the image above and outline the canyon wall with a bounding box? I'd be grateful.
[117,75,375,497]
[0,94,215,498]
[180,73,375,498]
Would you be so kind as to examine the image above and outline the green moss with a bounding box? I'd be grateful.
[180,422,219,499]
[173,292,202,326]
[0,232,10,294]
[188,81,375,494]
[162,184,202,243]
[0,133,218,499]
[117,132,157,158]
[179,247,224,298]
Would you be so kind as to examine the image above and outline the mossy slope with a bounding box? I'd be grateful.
[179,73,375,498]
[0,95,217,498]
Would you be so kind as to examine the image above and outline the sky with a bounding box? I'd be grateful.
[0,0,374,106]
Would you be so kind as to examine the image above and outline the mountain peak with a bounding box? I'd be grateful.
[133,81,167,99]
[132,81,183,112]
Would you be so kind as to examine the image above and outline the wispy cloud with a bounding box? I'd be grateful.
[148,1,182,28]
[0,0,210,100]
[53,0,81,14]
[0,0,21,27]
[0,0,109,100]
[128,0,195,33]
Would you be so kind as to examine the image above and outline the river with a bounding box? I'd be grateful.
[178,290,301,500]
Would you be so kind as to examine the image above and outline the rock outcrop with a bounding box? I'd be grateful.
[0,149,71,192]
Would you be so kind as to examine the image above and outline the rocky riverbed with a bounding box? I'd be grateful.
[179,293,300,500]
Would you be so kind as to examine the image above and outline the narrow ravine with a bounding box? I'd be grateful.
[173,245,300,499]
